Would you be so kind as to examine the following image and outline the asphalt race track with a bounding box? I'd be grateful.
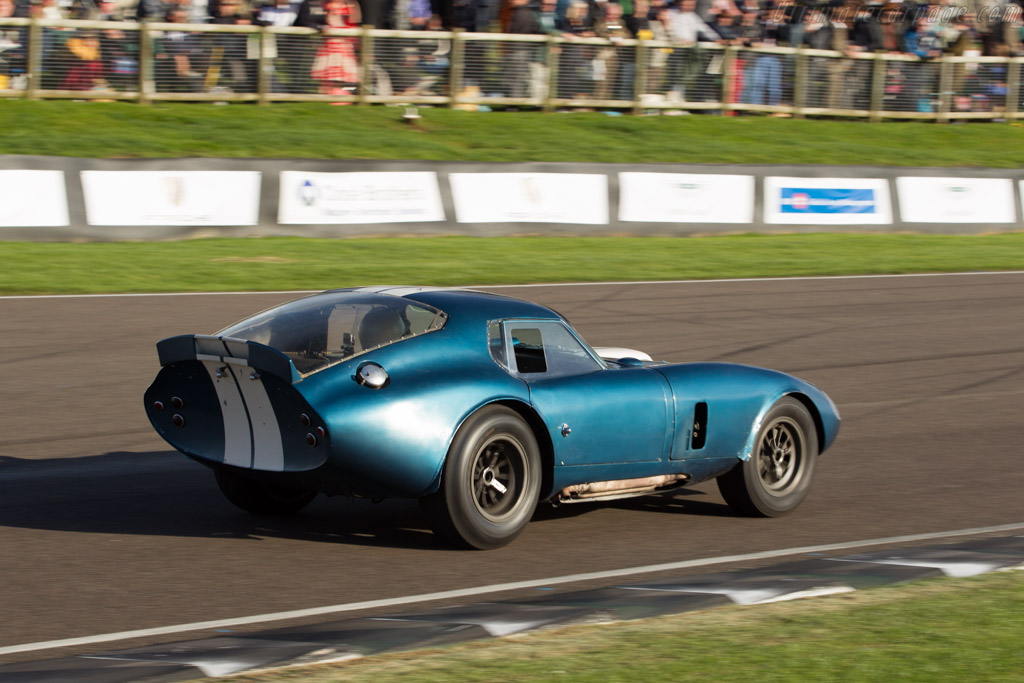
[1,273,1023,665]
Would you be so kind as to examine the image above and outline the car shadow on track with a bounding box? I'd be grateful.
[0,451,737,551]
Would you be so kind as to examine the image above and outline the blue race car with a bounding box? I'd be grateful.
[145,286,840,549]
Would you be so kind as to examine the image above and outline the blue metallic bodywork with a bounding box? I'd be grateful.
[144,287,840,503]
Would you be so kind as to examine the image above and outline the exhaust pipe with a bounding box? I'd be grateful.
[557,474,689,504]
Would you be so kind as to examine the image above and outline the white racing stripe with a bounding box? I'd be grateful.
[236,367,285,472]
[200,361,285,471]
[201,361,251,468]
[1,521,1023,657]
[2,271,1024,300]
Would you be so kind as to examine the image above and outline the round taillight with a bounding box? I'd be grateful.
[171,396,184,409]
[300,413,311,427]
[153,401,165,412]
[172,414,186,428]
[305,433,318,447]
[316,426,326,439]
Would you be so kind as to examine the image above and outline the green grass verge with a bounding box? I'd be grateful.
[210,570,1024,683]
[4,100,1024,165]
[2,234,1022,295]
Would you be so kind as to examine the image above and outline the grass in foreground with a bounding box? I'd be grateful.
[4,100,1024,166]
[213,570,1024,683]
[1,233,1022,295]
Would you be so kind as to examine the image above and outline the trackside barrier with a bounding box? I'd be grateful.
[1,157,1023,240]
[1,18,1024,121]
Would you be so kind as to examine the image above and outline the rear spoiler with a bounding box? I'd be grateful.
[156,334,301,384]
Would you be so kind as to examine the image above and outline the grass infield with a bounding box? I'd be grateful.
[1,233,1022,295]
[210,570,1024,683]
[4,100,1024,166]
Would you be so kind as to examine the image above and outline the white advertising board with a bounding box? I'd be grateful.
[764,177,892,225]
[618,172,754,223]
[0,170,69,227]
[449,173,608,224]
[278,171,445,224]
[81,171,261,226]
[897,177,1016,223]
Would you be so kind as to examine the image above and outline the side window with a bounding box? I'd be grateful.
[508,322,602,378]
[509,327,547,373]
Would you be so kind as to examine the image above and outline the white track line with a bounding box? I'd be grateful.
[2,271,1024,300]
[2,521,1023,657]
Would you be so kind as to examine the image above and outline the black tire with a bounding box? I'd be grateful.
[717,397,818,517]
[422,405,542,550]
[215,469,316,516]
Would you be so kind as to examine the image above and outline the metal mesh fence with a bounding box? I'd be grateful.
[462,37,544,100]
[40,24,140,92]
[265,32,319,95]
[0,22,28,91]
[200,31,257,95]
[637,40,672,101]
[602,44,636,102]
[949,59,1009,114]
[461,37,506,98]
[734,49,795,107]
[1019,62,1024,112]
[6,18,1024,120]
[666,46,723,105]
[267,29,361,96]
[370,32,451,98]
[554,41,595,100]
[150,27,218,94]
[803,55,873,111]
[803,54,834,109]
[881,59,940,113]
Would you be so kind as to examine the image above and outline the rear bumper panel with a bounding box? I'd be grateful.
[145,356,330,473]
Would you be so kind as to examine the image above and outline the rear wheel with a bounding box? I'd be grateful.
[215,470,316,516]
[717,397,817,517]
[422,406,541,550]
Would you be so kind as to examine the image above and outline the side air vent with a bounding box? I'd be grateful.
[692,402,708,450]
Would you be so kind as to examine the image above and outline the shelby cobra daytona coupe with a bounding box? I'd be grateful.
[145,286,839,549]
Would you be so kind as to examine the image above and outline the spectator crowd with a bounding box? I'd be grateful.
[4,0,1024,56]
[1,0,1023,106]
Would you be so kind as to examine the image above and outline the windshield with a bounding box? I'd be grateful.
[217,292,448,376]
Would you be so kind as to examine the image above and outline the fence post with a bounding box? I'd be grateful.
[937,56,952,123]
[139,22,153,104]
[793,47,806,118]
[721,46,736,115]
[449,29,464,108]
[257,26,270,105]
[544,34,559,113]
[1005,57,1020,121]
[25,18,41,100]
[869,53,885,122]
[632,39,647,116]
[358,25,373,104]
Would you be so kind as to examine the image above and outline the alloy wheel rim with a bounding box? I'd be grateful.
[471,436,525,521]
[757,418,802,494]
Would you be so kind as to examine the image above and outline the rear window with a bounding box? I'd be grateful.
[218,292,447,375]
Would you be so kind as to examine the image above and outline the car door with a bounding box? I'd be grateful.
[499,320,672,466]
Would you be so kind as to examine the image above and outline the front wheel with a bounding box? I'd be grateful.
[422,405,541,550]
[215,469,317,516]
[717,397,818,517]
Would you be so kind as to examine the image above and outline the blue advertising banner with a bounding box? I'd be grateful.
[764,177,892,225]
[779,188,876,214]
